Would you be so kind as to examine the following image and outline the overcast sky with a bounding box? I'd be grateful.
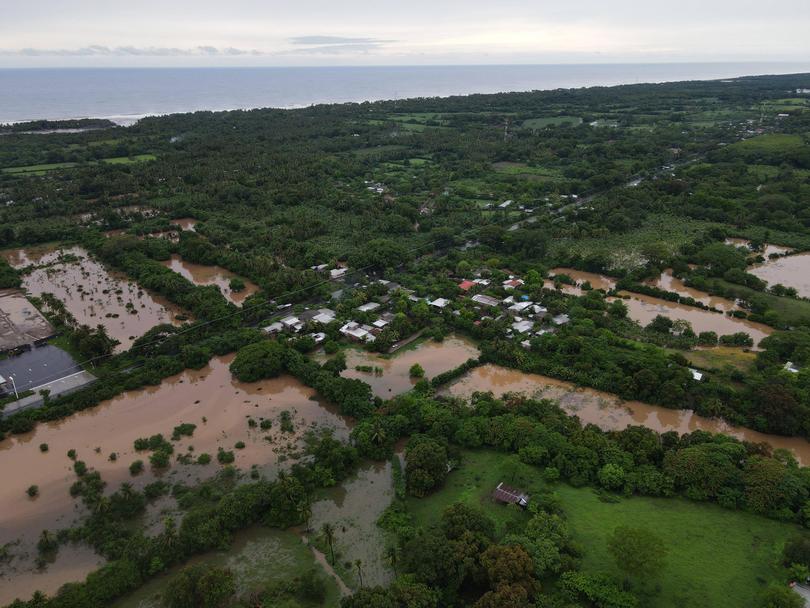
[1,1,809,68]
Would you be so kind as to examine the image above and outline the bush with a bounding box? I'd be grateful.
[129,460,144,476]
[217,449,235,464]
[27,485,39,497]
[197,453,212,465]
[39,443,49,452]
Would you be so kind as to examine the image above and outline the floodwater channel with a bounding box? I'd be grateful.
[548,267,772,346]
[444,363,810,465]
[2,245,188,351]
[316,335,481,399]
[161,255,258,306]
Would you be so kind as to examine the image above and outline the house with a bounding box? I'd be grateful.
[357,302,381,313]
[532,305,548,317]
[310,263,329,272]
[498,200,513,209]
[458,280,476,292]
[430,298,450,309]
[512,320,534,334]
[373,318,389,329]
[520,340,531,350]
[330,268,348,280]
[785,361,801,374]
[551,314,570,326]
[281,315,304,332]
[312,308,337,325]
[508,301,534,315]
[340,321,376,343]
[473,278,491,287]
[263,322,284,335]
[308,332,327,344]
[689,368,704,382]
[492,482,529,508]
[471,294,500,308]
[502,278,524,290]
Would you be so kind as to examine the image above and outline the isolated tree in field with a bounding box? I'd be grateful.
[607,525,667,582]
[321,522,337,565]
[409,363,425,378]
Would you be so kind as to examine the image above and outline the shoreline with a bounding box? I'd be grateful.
[2,62,809,127]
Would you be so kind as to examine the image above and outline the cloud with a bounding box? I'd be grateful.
[0,45,259,57]
[289,35,393,45]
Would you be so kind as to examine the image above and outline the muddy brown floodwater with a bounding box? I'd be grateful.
[2,245,189,352]
[161,255,259,306]
[444,364,810,465]
[750,252,810,299]
[307,461,394,589]
[548,267,771,347]
[316,335,481,399]
[0,355,351,604]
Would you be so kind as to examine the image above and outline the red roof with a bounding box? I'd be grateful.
[458,280,476,291]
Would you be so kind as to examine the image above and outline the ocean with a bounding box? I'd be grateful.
[2,62,810,125]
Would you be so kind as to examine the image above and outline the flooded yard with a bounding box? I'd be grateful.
[317,335,480,399]
[616,291,772,346]
[0,354,351,601]
[307,461,394,590]
[546,267,771,346]
[161,254,258,306]
[113,527,342,608]
[444,363,810,465]
[750,252,810,299]
[2,245,188,351]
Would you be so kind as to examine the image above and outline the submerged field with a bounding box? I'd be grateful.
[405,450,798,608]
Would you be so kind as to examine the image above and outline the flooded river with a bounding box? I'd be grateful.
[0,354,350,604]
[444,364,810,465]
[161,254,258,306]
[2,245,188,351]
[316,335,480,399]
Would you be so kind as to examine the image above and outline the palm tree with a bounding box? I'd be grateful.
[321,522,336,565]
[355,559,364,588]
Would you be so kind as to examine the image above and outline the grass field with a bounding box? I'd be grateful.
[679,346,757,374]
[713,279,810,326]
[730,133,805,153]
[522,116,582,130]
[405,450,798,608]
[492,162,565,181]
[3,154,156,175]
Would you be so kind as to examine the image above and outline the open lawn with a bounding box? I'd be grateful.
[730,133,805,153]
[492,162,564,181]
[522,116,582,129]
[3,154,156,174]
[406,450,798,608]
[679,346,757,374]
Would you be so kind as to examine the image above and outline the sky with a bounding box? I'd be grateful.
[1,0,809,68]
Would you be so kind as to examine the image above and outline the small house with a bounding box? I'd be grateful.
[689,368,704,382]
[357,302,381,313]
[492,482,529,508]
[551,313,570,326]
[330,268,348,280]
[512,320,534,334]
[471,294,500,308]
[502,278,525,290]
[263,322,284,335]
[458,280,476,292]
[430,298,450,309]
